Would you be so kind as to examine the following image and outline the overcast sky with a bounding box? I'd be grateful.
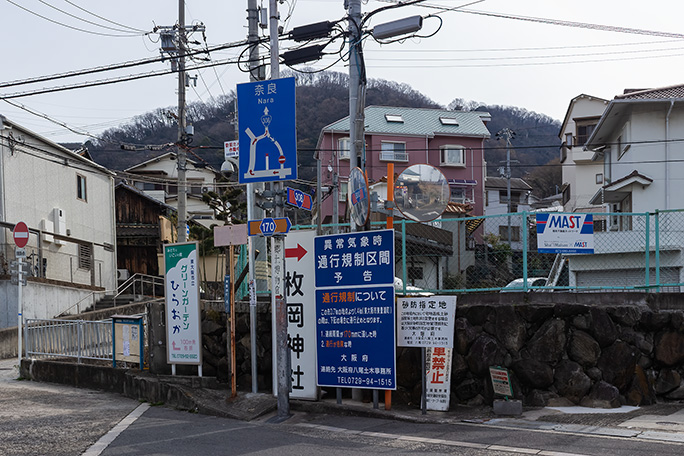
[2,0,683,144]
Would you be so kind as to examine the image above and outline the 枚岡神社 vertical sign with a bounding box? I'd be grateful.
[397,296,456,348]
[164,242,202,365]
[284,230,318,399]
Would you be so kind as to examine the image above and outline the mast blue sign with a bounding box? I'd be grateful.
[237,77,297,184]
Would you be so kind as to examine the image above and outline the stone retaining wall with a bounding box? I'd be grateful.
[151,293,684,408]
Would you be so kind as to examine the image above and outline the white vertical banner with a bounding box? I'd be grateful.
[164,242,202,365]
[426,347,453,411]
[283,230,318,399]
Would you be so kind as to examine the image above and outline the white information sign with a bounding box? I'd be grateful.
[282,230,318,399]
[536,213,594,254]
[164,242,202,365]
[426,347,453,411]
[224,140,239,159]
[397,296,456,348]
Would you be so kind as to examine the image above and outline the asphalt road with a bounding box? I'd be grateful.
[3,358,684,456]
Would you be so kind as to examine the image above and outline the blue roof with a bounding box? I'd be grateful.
[322,106,491,138]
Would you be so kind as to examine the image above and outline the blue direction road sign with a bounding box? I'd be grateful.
[248,217,291,236]
[285,187,313,211]
[237,77,297,184]
[314,229,394,288]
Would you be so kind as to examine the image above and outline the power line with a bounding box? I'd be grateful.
[6,0,145,37]
[62,0,148,33]
[0,39,254,89]
[35,0,146,35]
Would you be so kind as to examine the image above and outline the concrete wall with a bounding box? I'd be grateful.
[0,278,106,329]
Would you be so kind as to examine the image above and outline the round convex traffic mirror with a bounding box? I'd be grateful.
[393,164,449,222]
[348,167,370,227]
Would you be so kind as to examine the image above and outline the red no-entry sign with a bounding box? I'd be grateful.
[13,221,29,248]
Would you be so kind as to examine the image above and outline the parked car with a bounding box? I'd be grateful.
[501,277,548,292]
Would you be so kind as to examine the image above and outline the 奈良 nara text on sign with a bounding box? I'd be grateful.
[237,77,297,184]
[314,229,396,390]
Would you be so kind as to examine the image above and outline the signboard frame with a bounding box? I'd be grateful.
[237,77,297,184]
[314,229,397,390]
[536,213,594,254]
[164,242,202,366]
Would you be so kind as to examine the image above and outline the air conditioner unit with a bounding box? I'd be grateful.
[117,269,130,281]
[201,186,210,193]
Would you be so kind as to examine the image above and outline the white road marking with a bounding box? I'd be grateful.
[82,402,150,456]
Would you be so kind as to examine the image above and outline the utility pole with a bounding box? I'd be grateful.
[246,0,261,396]
[497,128,516,246]
[269,0,291,420]
[177,0,188,242]
[348,0,365,176]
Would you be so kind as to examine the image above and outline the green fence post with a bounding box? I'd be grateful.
[655,210,660,291]
[644,212,650,290]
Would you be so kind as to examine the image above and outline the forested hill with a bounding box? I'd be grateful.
[86,70,561,196]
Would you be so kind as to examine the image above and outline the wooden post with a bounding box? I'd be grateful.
[230,246,237,398]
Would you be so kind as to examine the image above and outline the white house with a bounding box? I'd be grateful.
[123,152,220,225]
[562,84,684,290]
[0,115,117,327]
[483,176,533,251]
[559,94,609,212]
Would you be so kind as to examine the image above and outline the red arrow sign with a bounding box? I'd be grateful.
[285,243,307,261]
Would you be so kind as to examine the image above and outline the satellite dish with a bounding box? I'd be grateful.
[393,164,449,222]
[348,167,370,227]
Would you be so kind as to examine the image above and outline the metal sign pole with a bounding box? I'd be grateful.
[229,246,237,398]
[17,254,23,363]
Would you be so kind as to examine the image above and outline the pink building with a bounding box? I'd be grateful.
[315,106,491,224]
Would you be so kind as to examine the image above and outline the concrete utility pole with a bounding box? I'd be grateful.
[348,0,365,175]
[246,0,260,396]
[497,128,515,246]
[177,0,188,242]
[269,0,291,419]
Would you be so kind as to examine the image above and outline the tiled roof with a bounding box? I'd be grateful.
[615,84,684,100]
[323,106,491,138]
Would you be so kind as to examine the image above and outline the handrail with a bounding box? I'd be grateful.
[55,289,113,318]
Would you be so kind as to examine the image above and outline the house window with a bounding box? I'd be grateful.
[78,243,93,270]
[575,117,600,146]
[77,174,87,202]
[385,114,404,123]
[338,137,351,160]
[440,145,465,167]
[450,187,465,203]
[380,142,408,162]
[596,173,603,185]
[499,190,519,212]
[339,181,348,202]
[499,225,520,242]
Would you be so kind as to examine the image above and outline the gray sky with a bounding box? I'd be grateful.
[2,0,683,144]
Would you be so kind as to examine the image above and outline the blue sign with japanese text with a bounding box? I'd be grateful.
[314,229,396,389]
[237,77,297,184]
[316,285,396,389]
[314,229,394,288]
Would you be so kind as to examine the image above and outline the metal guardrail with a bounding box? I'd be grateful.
[24,319,113,363]
[24,314,148,365]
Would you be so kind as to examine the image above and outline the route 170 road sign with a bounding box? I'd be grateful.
[248,217,291,237]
